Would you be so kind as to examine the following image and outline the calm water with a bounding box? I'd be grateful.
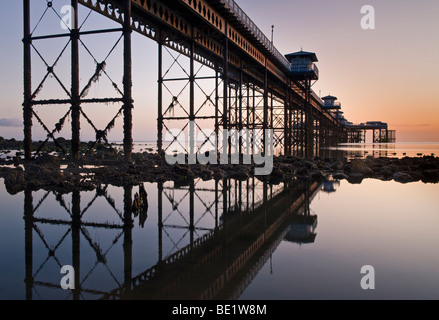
[329,142,439,159]
[0,173,438,300]
[3,142,439,160]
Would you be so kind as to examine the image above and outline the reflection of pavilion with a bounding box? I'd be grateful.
[322,180,340,193]
[283,186,319,245]
[284,215,317,244]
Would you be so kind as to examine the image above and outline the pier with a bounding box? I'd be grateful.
[22,0,395,162]
[22,178,321,300]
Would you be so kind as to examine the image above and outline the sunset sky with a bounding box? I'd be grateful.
[0,0,438,142]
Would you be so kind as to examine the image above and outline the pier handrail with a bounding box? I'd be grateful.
[218,0,291,71]
[324,101,341,108]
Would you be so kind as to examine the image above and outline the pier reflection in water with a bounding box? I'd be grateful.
[19,177,318,300]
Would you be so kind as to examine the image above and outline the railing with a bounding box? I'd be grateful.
[218,0,291,70]
[311,90,323,106]
[324,101,341,108]
[290,63,319,77]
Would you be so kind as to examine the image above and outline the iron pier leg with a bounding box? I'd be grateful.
[215,65,219,154]
[123,0,133,163]
[189,181,195,249]
[189,36,196,163]
[23,0,32,161]
[263,61,268,154]
[158,182,163,262]
[71,0,80,160]
[284,87,289,156]
[72,190,81,300]
[215,180,219,230]
[24,188,33,300]
[157,33,163,154]
[123,186,133,293]
[222,27,229,157]
[239,70,243,155]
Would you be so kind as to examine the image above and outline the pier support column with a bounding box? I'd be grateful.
[215,180,219,230]
[305,78,314,159]
[157,32,163,154]
[123,186,133,293]
[189,34,196,163]
[222,25,229,156]
[263,61,268,153]
[238,69,243,155]
[284,87,290,156]
[222,178,228,227]
[158,182,163,262]
[72,190,81,300]
[23,0,32,161]
[71,0,80,160]
[189,181,195,249]
[123,0,133,163]
[24,188,33,300]
[215,64,220,155]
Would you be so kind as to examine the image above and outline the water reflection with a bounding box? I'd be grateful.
[18,177,320,300]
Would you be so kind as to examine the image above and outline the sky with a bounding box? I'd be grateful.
[0,0,438,142]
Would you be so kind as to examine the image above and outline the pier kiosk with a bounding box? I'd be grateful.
[285,51,319,158]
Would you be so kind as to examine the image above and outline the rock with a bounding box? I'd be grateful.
[231,170,250,181]
[350,161,373,176]
[423,169,439,181]
[303,161,318,170]
[333,172,349,180]
[173,165,194,180]
[201,169,214,181]
[330,160,344,171]
[270,167,285,181]
[393,172,414,183]
[67,163,79,169]
[127,164,140,174]
[295,167,310,179]
[408,171,422,182]
[347,173,364,184]
[419,160,439,170]
[213,169,226,180]
[378,167,393,178]
[396,165,411,172]
[310,170,325,181]
[25,163,59,177]
[94,166,111,176]
[4,169,26,194]
[234,165,251,173]
[283,155,297,164]
[278,163,293,173]
[34,154,60,171]
[349,172,363,178]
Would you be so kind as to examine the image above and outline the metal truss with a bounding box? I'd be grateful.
[23,0,346,162]
[158,35,222,156]
[23,0,134,161]
[23,185,132,300]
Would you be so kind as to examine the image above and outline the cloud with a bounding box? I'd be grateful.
[0,118,22,127]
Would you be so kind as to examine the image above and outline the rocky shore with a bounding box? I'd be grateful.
[1,145,439,195]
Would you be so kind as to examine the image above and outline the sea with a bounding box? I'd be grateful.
[0,142,438,300]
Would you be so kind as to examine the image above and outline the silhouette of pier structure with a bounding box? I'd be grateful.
[22,178,319,300]
[22,0,395,163]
